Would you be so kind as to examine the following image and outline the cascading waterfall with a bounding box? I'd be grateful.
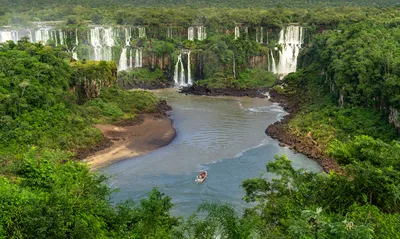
[269,51,277,74]
[187,51,192,85]
[197,26,206,41]
[52,30,57,46]
[138,27,146,38]
[117,27,132,71]
[90,27,102,61]
[135,49,140,68]
[129,49,133,68]
[188,27,194,41]
[103,28,114,61]
[34,29,51,44]
[118,48,128,71]
[234,26,240,40]
[270,26,304,78]
[90,27,115,61]
[179,55,185,86]
[0,31,12,42]
[256,27,263,44]
[174,54,186,86]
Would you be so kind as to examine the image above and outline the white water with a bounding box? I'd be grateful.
[0,31,13,42]
[188,27,194,41]
[270,51,277,74]
[187,51,192,85]
[34,29,51,44]
[256,27,263,44]
[135,49,139,68]
[270,26,304,78]
[174,54,186,86]
[197,26,206,41]
[118,48,128,71]
[138,27,146,38]
[129,49,133,68]
[235,26,240,40]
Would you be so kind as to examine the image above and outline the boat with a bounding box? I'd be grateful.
[195,171,207,183]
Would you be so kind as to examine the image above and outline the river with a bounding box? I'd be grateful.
[102,89,322,217]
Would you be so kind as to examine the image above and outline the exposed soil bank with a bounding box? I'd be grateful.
[181,85,269,98]
[82,100,176,170]
[265,90,340,173]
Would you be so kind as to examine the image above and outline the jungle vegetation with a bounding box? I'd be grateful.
[0,3,400,238]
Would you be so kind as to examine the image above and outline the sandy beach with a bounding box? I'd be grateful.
[85,114,176,170]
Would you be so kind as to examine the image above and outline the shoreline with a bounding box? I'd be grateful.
[83,100,176,170]
[265,90,340,173]
[180,85,269,98]
[85,113,176,170]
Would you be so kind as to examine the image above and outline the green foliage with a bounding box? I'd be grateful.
[241,154,400,238]
[0,41,159,161]
[0,148,180,238]
[288,105,398,148]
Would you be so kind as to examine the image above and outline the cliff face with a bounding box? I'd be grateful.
[70,60,118,101]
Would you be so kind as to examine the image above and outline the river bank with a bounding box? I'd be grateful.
[181,85,269,98]
[265,90,340,173]
[83,100,176,170]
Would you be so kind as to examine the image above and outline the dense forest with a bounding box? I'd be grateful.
[1,1,400,238]
[1,0,399,10]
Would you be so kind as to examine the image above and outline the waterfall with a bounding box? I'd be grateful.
[118,27,132,71]
[90,27,102,61]
[197,26,206,41]
[270,51,277,74]
[129,49,133,68]
[188,27,194,41]
[0,31,12,42]
[173,55,181,85]
[270,26,304,78]
[139,48,143,67]
[118,48,128,71]
[72,52,78,60]
[90,27,115,61]
[135,49,139,68]
[179,56,185,86]
[257,27,263,44]
[103,28,114,61]
[187,51,192,85]
[34,29,51,44]
[174,54,186,86]
[52,30,58,46]
[234,26,240,40]
[138,27,146,38]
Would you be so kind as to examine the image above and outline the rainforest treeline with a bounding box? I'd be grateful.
[1,4,400,239]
